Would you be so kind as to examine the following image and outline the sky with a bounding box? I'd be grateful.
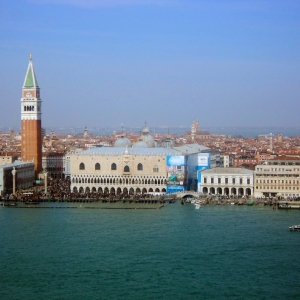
[1,0,300,132]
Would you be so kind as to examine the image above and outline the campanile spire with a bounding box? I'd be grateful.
[21,54,42,176]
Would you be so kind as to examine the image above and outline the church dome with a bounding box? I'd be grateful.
[142,135,155,148]
[142,126,149,134]
[140,123,155,148]
[133,141,149,148]
[114,136,132,148]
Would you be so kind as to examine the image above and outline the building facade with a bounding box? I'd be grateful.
[65,147,180,195]
[254,159,300,198]
[199,168,254,196]
[42,152,65,179]
[21,54,42,176]
[0,155,18,166]
[0,161,35,195]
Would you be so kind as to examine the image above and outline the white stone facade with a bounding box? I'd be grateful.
[254,160,300,198]
[0,161,35,195]
[199,167,254,196]
[66,148,180,195]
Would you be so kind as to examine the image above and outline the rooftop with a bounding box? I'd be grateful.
[200,167,254,175]
[74,147,180,156]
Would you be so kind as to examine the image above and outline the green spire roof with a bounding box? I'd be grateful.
[23,56,39,88]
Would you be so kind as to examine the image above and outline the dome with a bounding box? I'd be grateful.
[142,126,149,134]
[142,135,155,148]
[133,141,149,148]
[114,136,132,148]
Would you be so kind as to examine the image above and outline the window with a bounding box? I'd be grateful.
[204,177,207,184]
[95,163,100,170]
[218,178,221,184]
[232,178,235,184]
[239,178,243,184]
[153,165,159,173]
[225,178,228,184]
[247,179,250,184]
[111,163,117,170]
[124,166,130,172]
[211,178,214,184]
[137,163,143,171]
[79,163,85,170]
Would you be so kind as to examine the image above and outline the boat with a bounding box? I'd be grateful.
[24,201,39,205]
[289,225,300,231]
[4,202,18,207]
[247,201,254,206]
[195,204,201,209]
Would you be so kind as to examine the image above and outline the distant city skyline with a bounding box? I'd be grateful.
[1,125,299,139]
[1,0,300,129]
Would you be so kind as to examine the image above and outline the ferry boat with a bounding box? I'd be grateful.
[289,225,300,231]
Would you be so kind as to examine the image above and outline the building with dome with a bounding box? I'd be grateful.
[114,135,132,148]
[64,123,219,195]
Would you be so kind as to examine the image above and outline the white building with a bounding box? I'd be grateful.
[254,158,300,198]
[0,161,35,195]
[199,167,254,196]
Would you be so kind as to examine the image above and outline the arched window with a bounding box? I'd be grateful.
[95,163,100,170]
[79,163,85,170]
[24,106,27,111]
[111,163,117,170]
[137,163,143,171]
[124,166,130,172]
[153,165,159,173]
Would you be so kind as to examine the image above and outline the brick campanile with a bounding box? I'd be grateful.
[21,54,42,177]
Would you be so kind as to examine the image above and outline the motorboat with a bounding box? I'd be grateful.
[289,225,300,231]
[4,202,18,207]
[195,204,201,209]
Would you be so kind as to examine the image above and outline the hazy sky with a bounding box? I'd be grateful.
[1,0,300,131]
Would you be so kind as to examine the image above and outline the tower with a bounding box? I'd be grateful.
[21,54,42,176]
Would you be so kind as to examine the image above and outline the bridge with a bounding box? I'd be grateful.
[171,191,203,200]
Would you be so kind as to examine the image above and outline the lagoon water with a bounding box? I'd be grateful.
[1,202,300,300]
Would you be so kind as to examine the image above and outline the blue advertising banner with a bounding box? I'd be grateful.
[166,156,186,186]
[166,186,185,194]
[166,156,185,166]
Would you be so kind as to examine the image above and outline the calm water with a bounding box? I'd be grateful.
[1,202,300,300]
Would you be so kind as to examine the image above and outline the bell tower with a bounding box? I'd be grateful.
[21,54,42,176]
